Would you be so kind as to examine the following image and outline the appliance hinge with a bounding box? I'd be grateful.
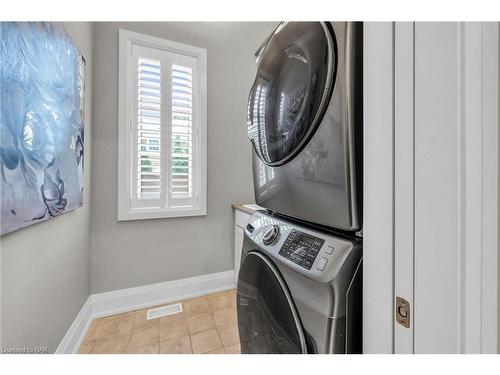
[395,296,411,328]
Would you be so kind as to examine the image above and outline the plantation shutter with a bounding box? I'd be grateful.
[170,62,195,205]
[131,45,197,209]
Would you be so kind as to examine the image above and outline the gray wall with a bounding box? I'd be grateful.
[90,22,276,293]
[0,22,93,353]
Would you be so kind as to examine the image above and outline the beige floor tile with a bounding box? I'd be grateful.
[190,329,223,354]
[224,343,241,354]
[78,340,95,354]
[217,324,240,347]
[131,308,160,330]
[187,313,216,334]
[160,313,189,341]
[99,315,133,339]
[160,336,193,354]
[92,333,129,354]
[207,290,236,311]
[80,291,240,354]
[206,348,225,354]
[84,319,104,342]
[128,324,159,350]
[183,297,211,318]
[98,311,133,323]
[213,307,237,327]
[127,343,159,354]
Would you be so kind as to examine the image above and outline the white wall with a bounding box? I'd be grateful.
[90,22,277,293]
[0,22,93,353]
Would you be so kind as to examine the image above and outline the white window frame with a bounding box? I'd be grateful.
[118,29,207,221]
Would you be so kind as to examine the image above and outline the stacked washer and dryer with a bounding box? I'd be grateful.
[237,22,363,354]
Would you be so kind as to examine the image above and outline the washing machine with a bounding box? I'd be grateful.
[247,21,363,233]
[237,211,362,354]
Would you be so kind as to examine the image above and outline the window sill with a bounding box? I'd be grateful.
[117,206,207,221]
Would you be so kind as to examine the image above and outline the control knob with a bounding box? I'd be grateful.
[262,225,280,245]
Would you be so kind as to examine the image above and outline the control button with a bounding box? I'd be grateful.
[246,224,255,233]
[306,253,316,262]
[316,257,328,271]
[262,225,280,245]
[325,245,334,255]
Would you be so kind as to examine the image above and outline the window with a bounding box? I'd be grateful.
[118,30,207,220]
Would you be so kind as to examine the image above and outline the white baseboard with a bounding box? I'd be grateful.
[91,270,236,318]
[56,270,236,354]
[55,297,93,354]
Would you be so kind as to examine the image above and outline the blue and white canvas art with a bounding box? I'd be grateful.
[0,22,85,235]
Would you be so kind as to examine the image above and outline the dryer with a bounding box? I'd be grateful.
[237,211,362,354]
[247,22,363,232]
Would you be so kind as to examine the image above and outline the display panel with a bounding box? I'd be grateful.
[279,229,325,269]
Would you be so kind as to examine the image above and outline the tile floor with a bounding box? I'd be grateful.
[78,289,240,354]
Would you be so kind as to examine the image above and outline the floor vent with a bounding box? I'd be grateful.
[146,303,183,320]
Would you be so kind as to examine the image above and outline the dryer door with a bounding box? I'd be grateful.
[237,251,308,353]
[247,22,336,166]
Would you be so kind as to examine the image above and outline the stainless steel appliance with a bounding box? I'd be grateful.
[237,211,362,353]
[247,22,363,232]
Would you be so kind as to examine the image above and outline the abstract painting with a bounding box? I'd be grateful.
[0,22,85,235]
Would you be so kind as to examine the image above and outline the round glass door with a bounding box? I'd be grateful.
[247,22,336,166]
[237,251,307,354]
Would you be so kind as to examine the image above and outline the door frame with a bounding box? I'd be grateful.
[363,22,395,354]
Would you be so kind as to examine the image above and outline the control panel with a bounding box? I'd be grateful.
[244,211,356,282]
[279,229,325,270]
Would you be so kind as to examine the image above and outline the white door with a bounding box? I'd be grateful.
[364,21,499,354]
[393,22,415,354]
[412,22,499,354]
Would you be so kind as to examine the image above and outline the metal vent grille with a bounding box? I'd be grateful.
[146,303,183,320]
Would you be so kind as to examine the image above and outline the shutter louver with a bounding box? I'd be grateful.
[137,57,162,200]
[170,64,194,200]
